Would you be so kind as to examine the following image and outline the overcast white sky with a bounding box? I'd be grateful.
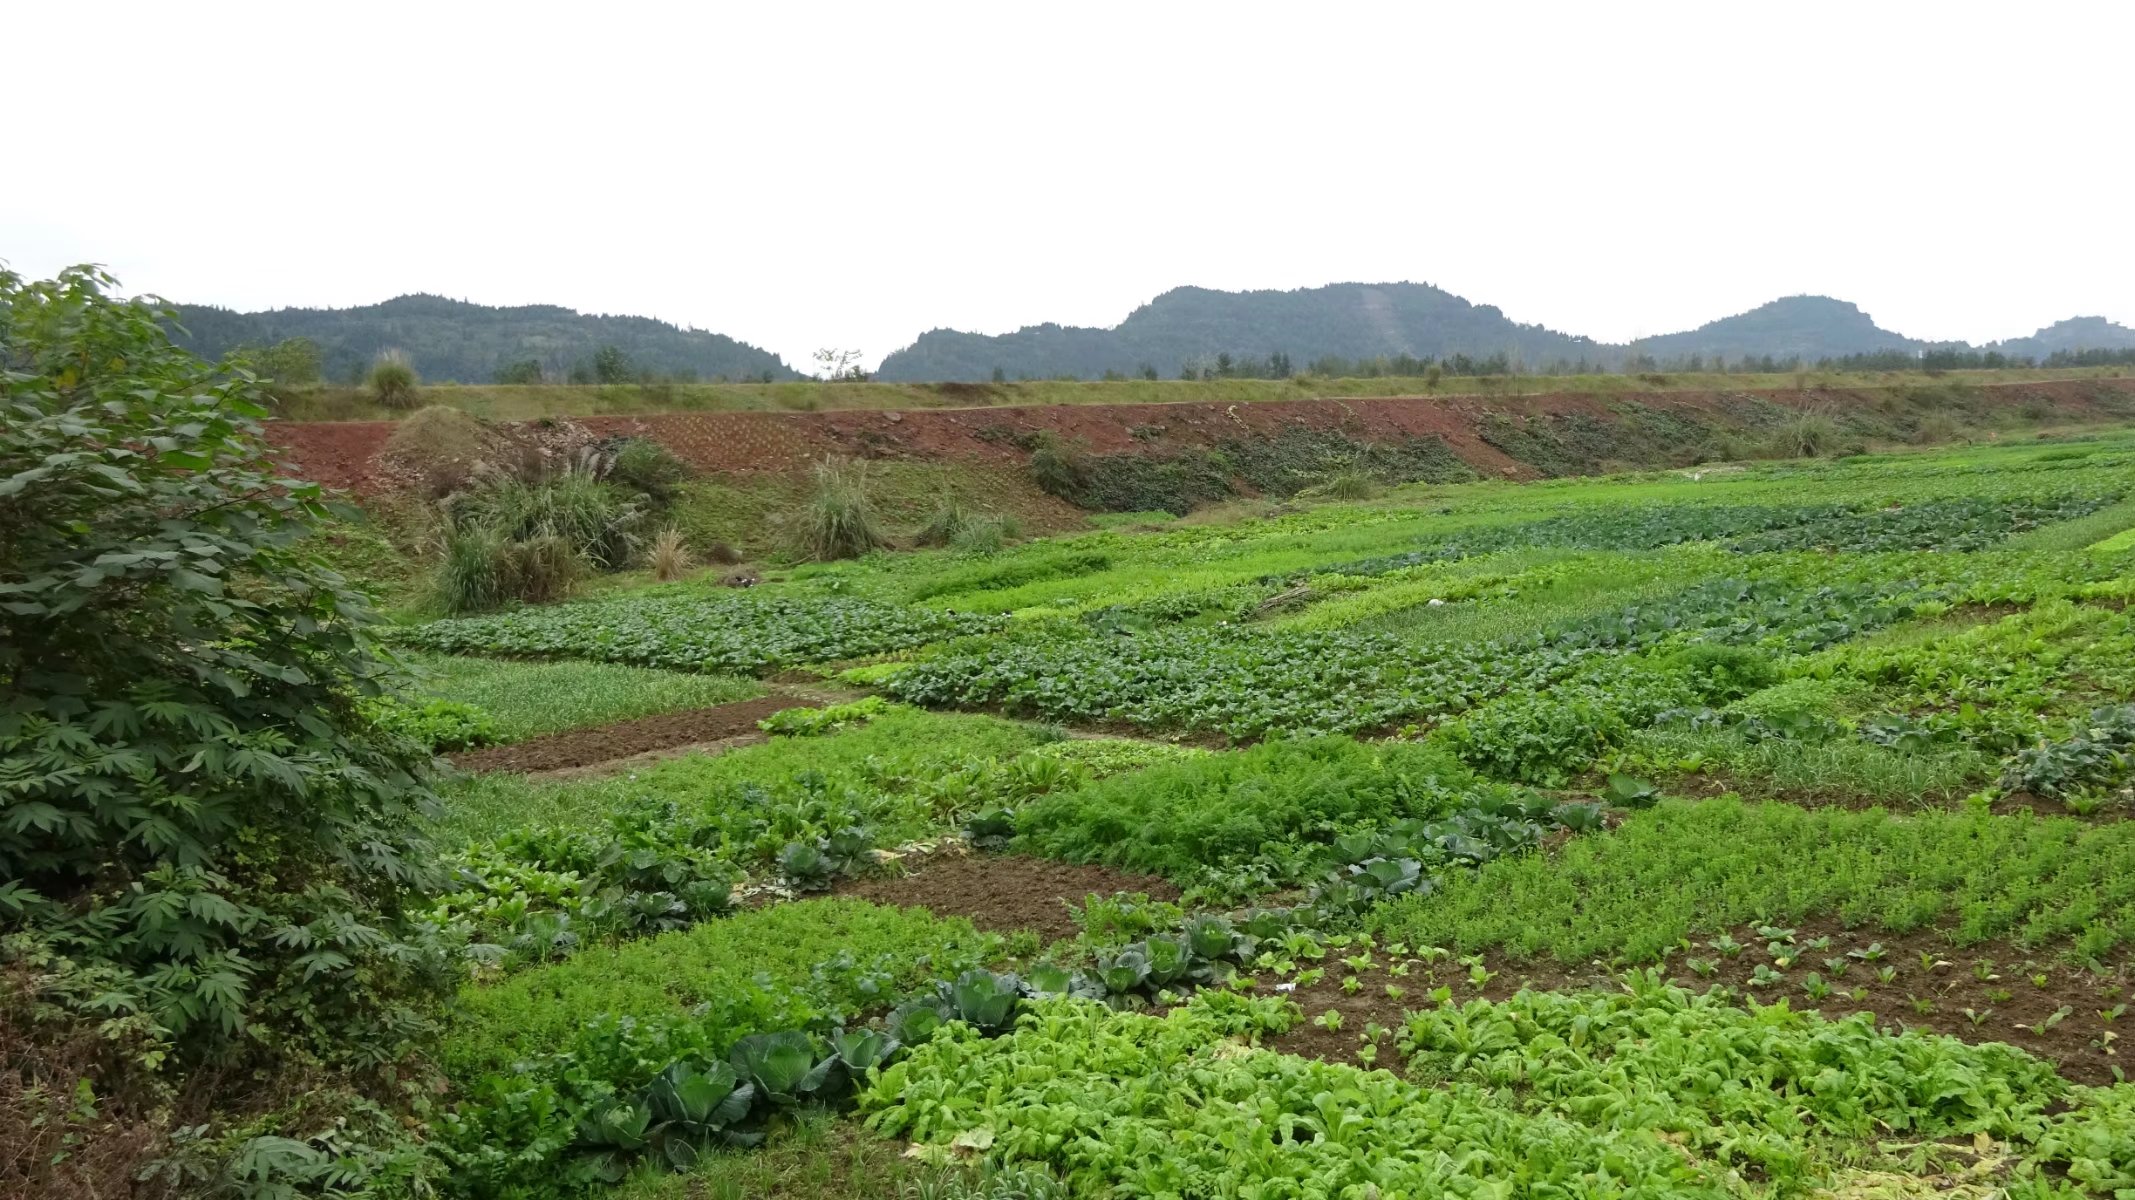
[7,1,2130,371]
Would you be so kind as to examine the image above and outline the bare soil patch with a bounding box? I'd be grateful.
[1270,916,2131,1085]
[837,851,1179,944]
[447,694,815,774]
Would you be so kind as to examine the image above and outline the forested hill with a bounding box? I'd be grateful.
[1989,317,2135,361]
[173,295,799,384]
[1626,296,1925,364]
[878,286,2135,381]
[874,283,1610,382]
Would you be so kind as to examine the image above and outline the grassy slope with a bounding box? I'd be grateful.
[273,366,2135,421]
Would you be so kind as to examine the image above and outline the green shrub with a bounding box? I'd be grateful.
[0,266,449,1076]
[1658,643,1780,703]
[913,496,975,548]
[949,514,1020,554]
[1313,469,1382,500]
[1026,434,1088,500]
[795,457,886,561]
[367,348,419,408]
[609,438,691,504]
[362,695,499,752]
[758,696,894,737]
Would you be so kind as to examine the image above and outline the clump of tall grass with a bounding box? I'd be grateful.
[369,349,420,409]
[1313,470,1383,501]
[1775,409,1840,458]
[1913,412,1963,445]
[914,496,975,548]
[449,472,646,569]
[648,526,692,581]
[428,471,648,611]
[950,514,1021,554]
[434,526,584,613]
[795,457,885,561]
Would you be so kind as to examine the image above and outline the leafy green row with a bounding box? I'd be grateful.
[396,592,1004,676]
[1012,736,1576,896]
[888,575,1923,738]
[1369,796,2135,962]
[436,900,1010,1195]
[864,993,1728,1199]
[1399,977,2066,1188]
[431,708,1060,843]
[1730,493,2118,554]
[1327,500,1857,576]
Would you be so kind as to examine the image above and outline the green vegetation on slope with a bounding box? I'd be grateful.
[407,653,762,742]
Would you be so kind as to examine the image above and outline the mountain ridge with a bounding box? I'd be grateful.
[875,285,2135,381]
[173,294,799,384]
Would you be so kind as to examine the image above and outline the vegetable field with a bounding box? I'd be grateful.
[395,433,2135,1199]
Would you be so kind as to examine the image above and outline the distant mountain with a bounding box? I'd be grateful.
[876,283,1610,382]
[877,286,2134,381]
[1989,317,2135,360]
[173,295,799,384]
[1627,296,1925,363]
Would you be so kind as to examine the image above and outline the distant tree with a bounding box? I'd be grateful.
[568,359,596,385]
[1215,352,1235,378]
[1140,364,1158,381]
[813,348,867,382]
[494,358,544,385]
[1269,351,1293,378]
[991,366,1007,383]
[249,336,321,386]
[592,344,633,384]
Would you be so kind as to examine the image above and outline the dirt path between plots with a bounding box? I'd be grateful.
[836,851,1178,944]
[1270,915,2132,1085]
[447,694,818,775]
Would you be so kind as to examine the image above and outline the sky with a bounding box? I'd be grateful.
[7,0,2131,372]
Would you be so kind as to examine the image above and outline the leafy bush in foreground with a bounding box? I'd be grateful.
[0,266,448,1075]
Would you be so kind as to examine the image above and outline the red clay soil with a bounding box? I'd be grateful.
[1270,915,2131,1085]
[836,852,1180,944]
[264,378,2135,496]
[446,694,814,774]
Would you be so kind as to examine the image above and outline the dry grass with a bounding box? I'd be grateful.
[648,526,692,580]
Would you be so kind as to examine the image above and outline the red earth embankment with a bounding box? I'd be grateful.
[267,378,2135,496]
